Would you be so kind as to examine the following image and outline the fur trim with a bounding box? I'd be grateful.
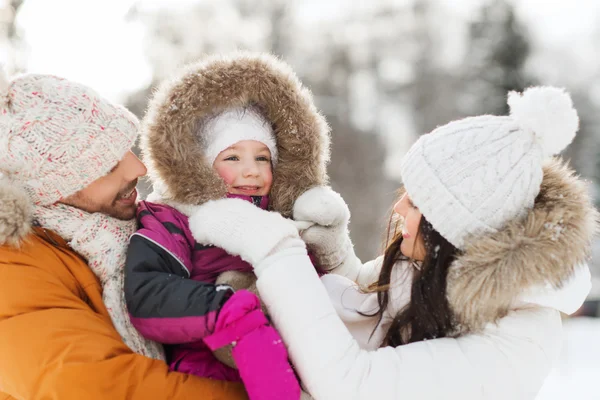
[216,270,257,292]
[0,181,33,246]
[141,52,331,217]
[447,158,599,333]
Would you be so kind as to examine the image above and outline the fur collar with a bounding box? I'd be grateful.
[447,158,599,333]
[140,52,331,217]
[0,182,33,246]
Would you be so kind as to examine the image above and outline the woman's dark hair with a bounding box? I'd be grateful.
[373,212,459,347]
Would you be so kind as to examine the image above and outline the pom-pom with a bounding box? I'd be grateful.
[508,86,579,157]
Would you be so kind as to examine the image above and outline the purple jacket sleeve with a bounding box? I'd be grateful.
[124,233,234,344]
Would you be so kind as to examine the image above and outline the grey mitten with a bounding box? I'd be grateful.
[293,186,363,279]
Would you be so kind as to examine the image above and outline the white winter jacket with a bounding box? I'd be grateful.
[253,159,596,400]
[257,247,589,400]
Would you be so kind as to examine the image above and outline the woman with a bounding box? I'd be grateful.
[188,86,597,399]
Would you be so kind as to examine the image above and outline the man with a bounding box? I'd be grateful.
[0,72,247,399]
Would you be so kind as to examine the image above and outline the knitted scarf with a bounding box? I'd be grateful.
[34,202,165,360]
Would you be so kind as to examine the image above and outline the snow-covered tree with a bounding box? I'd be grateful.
[460,0,535,116]
[126,0,418,259]
[125,0,598,262]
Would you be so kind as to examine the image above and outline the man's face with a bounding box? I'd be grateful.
[60,151,147,220]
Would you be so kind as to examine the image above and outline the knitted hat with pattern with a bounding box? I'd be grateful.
[0,71,139,206]
[400,86,579,249]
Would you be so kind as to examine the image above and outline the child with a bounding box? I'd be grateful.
[124,52,331,400]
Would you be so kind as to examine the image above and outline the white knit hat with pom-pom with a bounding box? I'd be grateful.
[400,86,579,249]
[0,69,139,207]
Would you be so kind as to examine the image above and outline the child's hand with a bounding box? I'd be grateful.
[203,290,301,400]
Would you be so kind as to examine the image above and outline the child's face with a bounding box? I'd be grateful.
[213,140,273,196]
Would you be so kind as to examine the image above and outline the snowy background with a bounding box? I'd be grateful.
[2,0,599,397]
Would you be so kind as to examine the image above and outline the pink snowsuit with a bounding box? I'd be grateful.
[125,195,314,399]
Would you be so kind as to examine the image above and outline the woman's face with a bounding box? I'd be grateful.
[393,193,426,261]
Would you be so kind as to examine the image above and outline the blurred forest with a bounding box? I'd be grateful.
[4,0,600,285]
[2,2,600,393]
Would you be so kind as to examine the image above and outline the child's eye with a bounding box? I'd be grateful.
[256,156,270,162]
[224,156,239,161]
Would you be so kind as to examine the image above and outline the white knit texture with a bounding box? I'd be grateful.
[292,186,362,273]
[400,86,578,249]
[201,107,278,166]
[189,198,299,266]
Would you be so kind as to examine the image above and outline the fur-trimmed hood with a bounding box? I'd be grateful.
[140,52,330,217]
[446,158,598,333]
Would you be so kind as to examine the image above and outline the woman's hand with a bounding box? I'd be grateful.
[189,198,301,267]
[293,186,363,278]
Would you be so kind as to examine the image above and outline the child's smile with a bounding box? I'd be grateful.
[231,185,263,196]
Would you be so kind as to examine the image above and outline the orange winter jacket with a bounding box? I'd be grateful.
[0,227,248,400]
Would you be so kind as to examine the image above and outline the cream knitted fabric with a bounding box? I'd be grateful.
[34,203,165,360]
[0,73,138,205]
[200,106,278,166]
[400,87,579,249]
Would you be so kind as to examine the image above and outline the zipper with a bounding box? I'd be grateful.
[32,219,63,248]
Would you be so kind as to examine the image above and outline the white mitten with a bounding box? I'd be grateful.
[293,186,363,279]
[189,198,301,266]
[293,186,350,228]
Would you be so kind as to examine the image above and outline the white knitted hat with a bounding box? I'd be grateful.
[400,86,579,249]
[0,72,138,206]
[201,107,277,166]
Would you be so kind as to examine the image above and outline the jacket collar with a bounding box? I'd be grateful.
[446,158,598,333]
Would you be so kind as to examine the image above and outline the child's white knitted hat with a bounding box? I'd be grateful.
[201,107,277,167]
